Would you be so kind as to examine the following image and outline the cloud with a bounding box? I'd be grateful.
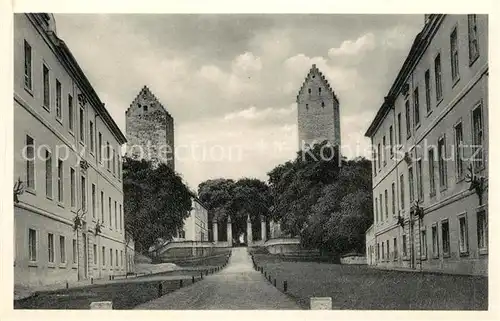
[231,52,263,76]
[328,32,376,57]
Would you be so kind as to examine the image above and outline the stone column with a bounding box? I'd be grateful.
[261,216,267,242]
[227,216,233,247]
[212,219,218,243]
[246,215,253,246]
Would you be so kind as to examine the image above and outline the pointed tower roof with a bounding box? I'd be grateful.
[296,64,339,103]
[126,85,173,118]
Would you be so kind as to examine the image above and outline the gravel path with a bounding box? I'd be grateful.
[134,247,300,310]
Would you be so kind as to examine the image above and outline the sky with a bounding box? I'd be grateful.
[53,14,424,191]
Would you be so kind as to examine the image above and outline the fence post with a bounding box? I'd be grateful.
[273,278,276,287]
[158,282,163,297]
[200,272,203,279]
[192,276,195,284]
[284,280,288,292]
[179,279,183,288]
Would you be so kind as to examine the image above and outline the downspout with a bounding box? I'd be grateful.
[390,99,401,265]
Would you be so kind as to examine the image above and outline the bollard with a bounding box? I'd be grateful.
[264,271,267,277]
[91,278,94,285]
[179,279,183,288]
[158,282,163,297]
[200,272,203,279]
[284,280,288,292]
[66,281,69,289]
[273,278,276,287]
[260,267,263,274]
[192,276,195,284]
[268,275,271,282]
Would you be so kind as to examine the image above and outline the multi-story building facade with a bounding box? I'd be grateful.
[174,197,209,242]
[126,86,175,170]
[14,13,128,286]
[365,14,488,276]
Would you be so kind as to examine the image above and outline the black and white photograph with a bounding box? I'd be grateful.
[3,2,494,315]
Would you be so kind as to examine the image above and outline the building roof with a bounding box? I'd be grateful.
[126,85,173,119]
[364,14,445,138]
[29,13,127,144]
[296,64,339,104]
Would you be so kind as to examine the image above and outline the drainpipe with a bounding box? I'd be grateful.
[389,97,401,265]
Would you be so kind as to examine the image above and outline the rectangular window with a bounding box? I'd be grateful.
[72,239,77,264]
[425,69,431,113]
[379,194,383,222]
[438,136,447,189]
[81,176,86,211]
[381,242,385,260]
[45,149,52,199]
[48,233,54,263]
[107,142,111,170]
[120,204,123,231]
[393,237,398,260]
[384,189,388,219]
[98,132,103,162]
[110,249,113,268]
[402,235,407,257]
[435,54,443,101]
[101,191,105,224]
[405,100,411,138]
[102,246,106,266]
[57,159,63,203]
[68,95,74,132]
[413,87,420,127]
[450,27,459,82]
[118,155,122,179]
[432,225,439,257]
[70,168,76,208]
[93,244,97,265]
[377,243,380,260]
[116,249,118,266]
[26,135,35,189]
[397,113,402,144]
[59,235,66,263]
[391,182,396,216]
[428,148,436,196]
[441,220,450,257]
[91,184,96,218]
[114,201,118,231]
[389,126,394,158]
[382,136,386,166]
[109,197,112,229]
[421,230,427,259]
[375,197,378,223]
[120,250,123,267]
[24,40,32,90]
[468,14,480,62]
[458,215,469,255]
[386,239,389,260]
[79,107,85,143]
[408,166,414,204]
[377,143,381,169]
[417,159,423,201]
[472,105,484,169]
[43,64,50,109]
[89,121,95,153]
[477,210,487,251]
[400,174,405,210]
[28,228,37,261]
[113,149,116,174]
[56,79,62,119]
[455,122,464,179]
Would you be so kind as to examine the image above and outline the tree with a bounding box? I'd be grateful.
[123,157,193,253]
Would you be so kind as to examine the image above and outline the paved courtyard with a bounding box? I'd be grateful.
[134,247,300,309]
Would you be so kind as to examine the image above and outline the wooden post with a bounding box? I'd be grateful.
[158,282,163,297]
[284,280,288,292]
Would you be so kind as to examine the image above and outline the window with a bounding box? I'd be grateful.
[81,176,86,211]
[450,27,459,82]
[56,79,62,119]
[400,174,405,209]
[382,136,386,166]
[101,191,105,223]
[107,142,111,170]
[381,242,385,260]
[109,197,112,229]
[79,107,85,143]
[305,104,309,110]
[397,113,402,144]
[93,244,97,264]
[45,149,52,199]
[26,135,35,189]
[458,215,469,255]
[430,225,438,258]
[393,237,398,260]
[28,228,37,261]
[402,234,407,257]
[424,70,431,113]
[57,159,63,203]
[43,64,50,109]
[377,143,381,169]
[70,168,76,208]
[379,194,383,222]
[386,239,389,260]
[434,54,443,101]
[143,105,148,112]
[408,166,414,203]
[375,197,378,223]
[121,250,123,267]
[68,95,74,132]
[391,182,396,216]
[72,239,77,263]
[308,88,311,94]
[477,210,487,251]
[472,104,484,169]
[413,87,420,127]
[112,149,116,174]
[48,233,54,263]
[455,122,464,179]
[24,40,32,90]
[114,201,117,231]
[110,249,113,268]
[372,147,377,176]
[98,132,102,162]
[428,148,436,196]
[116,249,118,266]
[119,204,123,231]
[377,243,380,260]
[389,126,394,158]
[421,230,427,259]
[416,159,423,201]
[102,246,106,266]
[89,121,94,153]
[438,136,448,189]
[468,15,480,62]
[441,220,450,257]
[384,189,388,219]
[91,184,96,218]
[318,87,322,95]
[405,100,411,138]
[118,155,122,179]
[59,236,66,263]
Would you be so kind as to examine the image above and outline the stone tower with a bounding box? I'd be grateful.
[296,64,341,150]
[125,86,175,170]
